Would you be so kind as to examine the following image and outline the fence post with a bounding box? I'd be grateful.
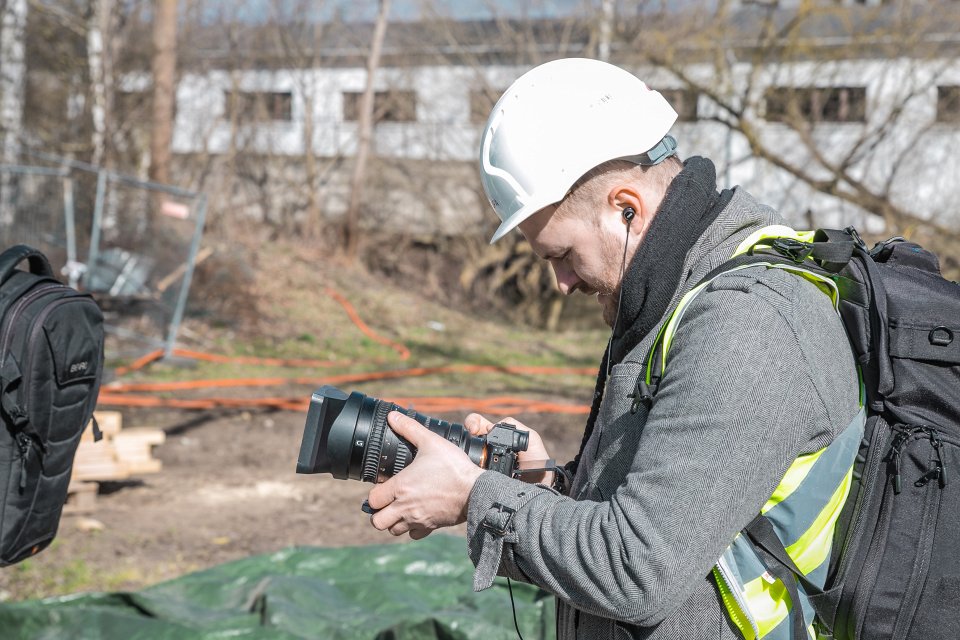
[87,168,107,275]
[163,193,207,358]
[62,174,80,287]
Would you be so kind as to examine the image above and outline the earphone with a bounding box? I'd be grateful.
[622,206,636,222]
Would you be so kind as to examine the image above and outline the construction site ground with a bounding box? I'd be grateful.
[0,237,606,602]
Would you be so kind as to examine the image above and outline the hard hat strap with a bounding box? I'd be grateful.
[622,135,678,167]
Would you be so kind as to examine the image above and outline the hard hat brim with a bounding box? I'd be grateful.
[488,200,548,244]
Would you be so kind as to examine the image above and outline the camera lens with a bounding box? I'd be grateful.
[297,385,488,483]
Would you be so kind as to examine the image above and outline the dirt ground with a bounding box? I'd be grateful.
[1,405,586,601]
[0,238,603,602]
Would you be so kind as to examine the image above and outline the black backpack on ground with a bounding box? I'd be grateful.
[0,245,104,566]
[717,228,960,640]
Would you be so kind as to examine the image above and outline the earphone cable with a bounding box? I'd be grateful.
[507,577,526,640]
[606,216,633,377]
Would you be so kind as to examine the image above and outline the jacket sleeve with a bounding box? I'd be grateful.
[465,269,859,626]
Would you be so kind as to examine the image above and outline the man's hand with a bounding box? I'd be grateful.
[367,411,484,540]
[464,413,554,485]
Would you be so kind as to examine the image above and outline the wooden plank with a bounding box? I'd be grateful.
[71,463,129,482]
[63,482,99,515]
[112,428,165,446]
[124,459,162,474]
[111,427,164,474]
[73,414,165,483]
[81,411,122,442]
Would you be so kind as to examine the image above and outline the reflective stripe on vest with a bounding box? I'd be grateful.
[646,226,865,639]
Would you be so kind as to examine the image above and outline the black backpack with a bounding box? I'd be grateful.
[710,228,960,640]
[0,245,104,566]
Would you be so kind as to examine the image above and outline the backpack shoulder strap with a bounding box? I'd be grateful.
[636,225,858,409]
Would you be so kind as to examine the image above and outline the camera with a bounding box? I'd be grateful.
[296,385,530,483]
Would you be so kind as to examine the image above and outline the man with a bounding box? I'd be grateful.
[367,58,862,639]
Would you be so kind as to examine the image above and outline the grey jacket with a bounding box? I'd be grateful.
[465,188,860,639]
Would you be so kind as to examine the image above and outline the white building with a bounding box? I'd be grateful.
[161,3,960,234]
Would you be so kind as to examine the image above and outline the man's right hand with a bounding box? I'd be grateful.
[464,413,555,485]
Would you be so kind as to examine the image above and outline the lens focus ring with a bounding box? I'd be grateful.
[361,401,392,482]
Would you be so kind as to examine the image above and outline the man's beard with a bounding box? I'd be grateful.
[598,286,620,328]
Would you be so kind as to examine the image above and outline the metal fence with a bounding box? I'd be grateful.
[0,150,207,360]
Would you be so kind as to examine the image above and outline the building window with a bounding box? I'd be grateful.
[469,88,503,124]
[936,86,960,123]
[659,88,699,122]
[764,87,866,123]
[226,91,293,122]
[342,90,417,123]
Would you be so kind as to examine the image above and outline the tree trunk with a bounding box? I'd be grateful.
[343,0,391,260]
[597,0,614,62]
[302,91,321,233]
[149,0,177,185]
[87,0,116,169]
[0,0,27,226]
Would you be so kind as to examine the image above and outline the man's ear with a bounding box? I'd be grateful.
[608,186,646,228]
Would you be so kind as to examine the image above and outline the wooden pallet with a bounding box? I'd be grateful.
[70,411,165,487]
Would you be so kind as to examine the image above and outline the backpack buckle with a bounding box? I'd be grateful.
[628,378,656,414]
[770,238,814,264]
[843,226,868,250]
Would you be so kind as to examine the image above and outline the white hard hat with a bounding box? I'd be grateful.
[479,58,679,243]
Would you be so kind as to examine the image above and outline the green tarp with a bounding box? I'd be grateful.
[0,535,555,639]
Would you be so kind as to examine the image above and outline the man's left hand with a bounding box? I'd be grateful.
[367,411,485,540]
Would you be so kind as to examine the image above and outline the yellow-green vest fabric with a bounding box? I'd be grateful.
[648,226,865,639]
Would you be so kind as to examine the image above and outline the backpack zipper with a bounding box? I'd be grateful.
[849,425,933,638]
[833,421,891,638]
[15,432,34,492]
[852,424,950,640]
[887,426,948,494]
[0,284,62,367]
[916,427,947,490]
[889,426,948,640]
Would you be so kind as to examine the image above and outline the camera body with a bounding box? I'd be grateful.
[296,385,530,483]
[483,422,529,477]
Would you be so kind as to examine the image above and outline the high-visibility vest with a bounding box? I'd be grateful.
[646,226,865,639]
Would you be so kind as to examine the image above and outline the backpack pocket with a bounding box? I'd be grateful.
[898,430,960,640]
[831,416,959,640]
[0,433,74,565]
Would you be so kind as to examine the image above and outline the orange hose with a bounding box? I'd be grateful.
[113,349,165,377]
[323,287,411,361]
[105,364,594,393]
[101,288,594,415]
[114,347,376,377]
[97,393,590,415]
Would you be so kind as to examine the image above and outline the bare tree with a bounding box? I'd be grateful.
[149,0,177,185]
[265,2,343,236]
[597,0,614,62]
[0,0,27,225]
[87,0,121,168]
[343,0,391,260]
[620,1,960,245]
[411,1,593,328]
